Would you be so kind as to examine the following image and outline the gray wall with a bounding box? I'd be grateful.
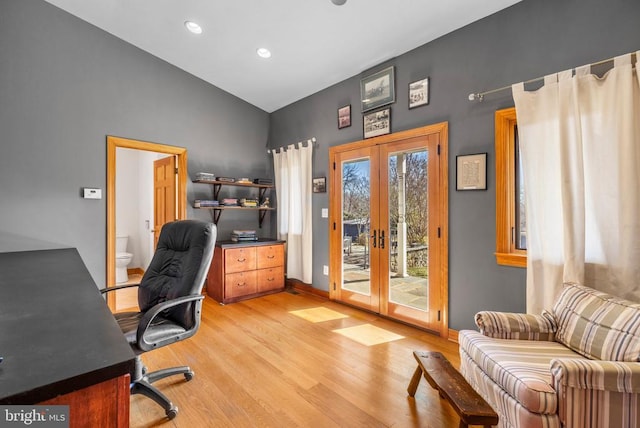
[2,0,639,330]
[0,0,272,287]
[268,0,640,330]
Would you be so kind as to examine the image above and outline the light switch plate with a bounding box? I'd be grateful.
[83,188,102,199]
[323,265,329,275]
[321,208,328,218]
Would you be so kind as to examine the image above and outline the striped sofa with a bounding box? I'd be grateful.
[459,283,640,428]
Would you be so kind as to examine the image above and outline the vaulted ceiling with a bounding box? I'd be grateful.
[44,0,522,112]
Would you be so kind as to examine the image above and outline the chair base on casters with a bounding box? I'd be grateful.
[131,356,195,420]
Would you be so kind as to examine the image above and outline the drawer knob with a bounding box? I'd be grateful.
[267,255,275,259]
[237,258,246,262]
[267,277,274,281]
[236,282,246,287]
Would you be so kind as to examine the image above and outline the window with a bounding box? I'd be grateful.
[495,107,526,267]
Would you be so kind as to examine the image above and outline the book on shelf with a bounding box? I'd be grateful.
[253,178,273,185]
[195,172,216,181]
[222,198,238,206]
[216,176,235,183]
[240,198,258,207]
[236,177,252,184]
[193,199,219,208]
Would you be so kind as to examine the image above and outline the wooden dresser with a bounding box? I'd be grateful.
[207,239,285,304]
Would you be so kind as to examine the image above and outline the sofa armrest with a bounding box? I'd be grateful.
[475,310,557,340]
[551,358,640,394]
[552,358,640,426]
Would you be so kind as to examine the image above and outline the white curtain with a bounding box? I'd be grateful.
[272,143,313,284]
[512,52,640,314]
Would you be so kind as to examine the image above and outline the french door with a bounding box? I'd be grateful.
[329,124,448,334]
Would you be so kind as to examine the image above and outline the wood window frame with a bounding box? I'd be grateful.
[495,107,526,267]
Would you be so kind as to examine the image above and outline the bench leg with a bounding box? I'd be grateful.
[407,366,423,397]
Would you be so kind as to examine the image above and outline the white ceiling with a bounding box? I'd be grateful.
[44,0,521,112]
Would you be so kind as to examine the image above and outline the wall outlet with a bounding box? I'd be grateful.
[323,265,329,275]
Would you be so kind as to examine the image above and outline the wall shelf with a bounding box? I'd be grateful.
[193,179,274,227]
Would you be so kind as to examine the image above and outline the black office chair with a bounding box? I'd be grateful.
[102,219,216,419]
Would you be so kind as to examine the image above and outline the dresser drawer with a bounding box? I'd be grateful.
[225,247,256,273]
[257,266,284,293]
[257,244,284,269]
[224,271,257,299]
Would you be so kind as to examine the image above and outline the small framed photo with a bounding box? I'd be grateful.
[456,153,487,191]
[360,66,395,112]
[313,177,326,193]
[338,105,351,129]
[363,108,391,139]
[409,78,429,109]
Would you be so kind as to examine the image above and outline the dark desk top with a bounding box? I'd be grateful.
[0,248,135,404]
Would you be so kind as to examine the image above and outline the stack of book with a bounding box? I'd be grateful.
[240,198,258,207]
[236,177,252,184]
[195,172,216,181]
[253,178,273,185]
[222,198,238,206]
[216,176,235,183]
[231,230,258,242]
[193,199,218,208]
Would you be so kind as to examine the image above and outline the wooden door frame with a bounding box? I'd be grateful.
[328,123,449,338]
[106,135,187,310]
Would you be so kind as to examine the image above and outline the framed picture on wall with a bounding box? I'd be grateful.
[360,66,395,112]
[338,105,351,129]
[363,108,391,139]
[456,153,487,190]
[409,77,429,109]
[313,177,326,193]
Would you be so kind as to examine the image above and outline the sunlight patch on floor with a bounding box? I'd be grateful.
[333,324,405,346]
[290,307,350,323]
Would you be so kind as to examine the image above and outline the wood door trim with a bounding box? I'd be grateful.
[329,122,448,154]
[329,123,449,338]
[106,135,187,310]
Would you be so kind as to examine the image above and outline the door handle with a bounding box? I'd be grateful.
[371,230,377,248]
[380,230,385,249]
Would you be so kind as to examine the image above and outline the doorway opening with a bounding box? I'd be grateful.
[329,123,449,336]
[106,136,187,311]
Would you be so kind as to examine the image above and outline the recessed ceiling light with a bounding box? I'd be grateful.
[256,48,272,59]
[184,21,203,35]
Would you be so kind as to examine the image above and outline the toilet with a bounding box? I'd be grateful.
[115,235,133,284]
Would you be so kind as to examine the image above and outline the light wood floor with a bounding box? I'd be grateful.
[130,291,465,428]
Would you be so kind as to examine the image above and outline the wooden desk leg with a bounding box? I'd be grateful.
[407,366,423,397]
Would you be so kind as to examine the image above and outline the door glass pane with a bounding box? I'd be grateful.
[388,150,428,311]
[342,158,371,295]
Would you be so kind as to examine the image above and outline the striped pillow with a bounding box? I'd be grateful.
[553,283,640,361]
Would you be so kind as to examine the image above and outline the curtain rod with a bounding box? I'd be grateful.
[468,52,637,102]
[267,137,317,154]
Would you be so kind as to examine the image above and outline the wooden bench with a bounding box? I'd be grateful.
[407,351,498,428]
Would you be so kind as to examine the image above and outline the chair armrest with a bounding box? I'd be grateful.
[136,294,205,352]
[475,310,557,340]
[551,358,640,394]
[100,283,140,294]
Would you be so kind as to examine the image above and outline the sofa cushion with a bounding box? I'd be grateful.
[553,283,640,361]
[459,330,583,414]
